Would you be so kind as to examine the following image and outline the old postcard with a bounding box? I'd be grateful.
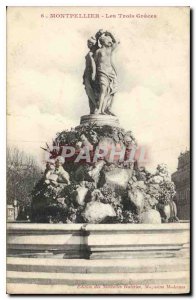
[6,6,190,294]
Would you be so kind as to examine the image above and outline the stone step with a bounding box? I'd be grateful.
[7,270,189,286]
[7,257,189,274]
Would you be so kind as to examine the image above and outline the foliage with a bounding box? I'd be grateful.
[7,147,42,219]
[52,124,137,160]
[31,126,177,224]
[156,180,176,204]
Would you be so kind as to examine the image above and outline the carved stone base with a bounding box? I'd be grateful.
[80,114,120,127]
[6,223,190,292]
[7,223,190,260]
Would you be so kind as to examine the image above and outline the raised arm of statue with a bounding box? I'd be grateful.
[111,40,120,51]
[105,31,116,43]
[104,31,120,51]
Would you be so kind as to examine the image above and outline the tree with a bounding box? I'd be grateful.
[7,147,42,219]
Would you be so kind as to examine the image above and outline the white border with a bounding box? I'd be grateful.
[0,0,194,299]
[1,0,194,6]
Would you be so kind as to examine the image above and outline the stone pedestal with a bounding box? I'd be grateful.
[7,223,88,259]
[7,223,190,294]
[85,223,190,260]
[80,114,120,127]
[7,223,190,259]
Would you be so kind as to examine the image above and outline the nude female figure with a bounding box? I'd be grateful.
[94,32,120,115]
[83,37,98,114]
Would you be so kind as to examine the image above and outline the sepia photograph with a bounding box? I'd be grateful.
[6,6,190,294]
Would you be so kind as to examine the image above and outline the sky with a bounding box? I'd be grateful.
[7,6,190,173]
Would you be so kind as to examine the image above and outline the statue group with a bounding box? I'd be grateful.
[83,29,120,115]
[31,29,178,225]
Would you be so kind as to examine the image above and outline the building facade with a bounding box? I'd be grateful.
[172,151,190,220]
